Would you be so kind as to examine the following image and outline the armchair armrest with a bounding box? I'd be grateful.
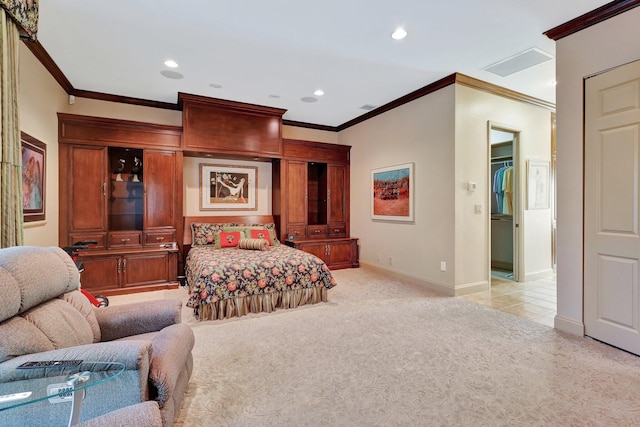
[148,323,194,407]
[95,299,182,342]
[0,340,152,383]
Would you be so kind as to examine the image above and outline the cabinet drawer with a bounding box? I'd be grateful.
[287,225,307,240]
[68,233,106,250]
[308,225,328,238]
[143,230,176,247]
[108,231,142,248]
[328,224,346,237]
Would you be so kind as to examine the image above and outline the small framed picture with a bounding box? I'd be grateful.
[21,132,46,222]
[371,162,414,222]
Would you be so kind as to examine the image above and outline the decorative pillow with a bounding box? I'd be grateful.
[191,222,238,246]
[249,228,272,245]
[243,223,280,246]
[220,231,243,248]
[191,223,223,246]
[238,238,269,251]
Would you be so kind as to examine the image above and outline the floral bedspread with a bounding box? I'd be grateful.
[185,245,336,307]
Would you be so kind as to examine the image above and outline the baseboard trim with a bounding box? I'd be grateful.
[524,269,555,281]
[554,315,584,336]
[454,280,490,296]
[359,261,455,296]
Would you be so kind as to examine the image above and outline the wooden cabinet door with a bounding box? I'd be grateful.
[286,161,308,225]
[143,150,176,229]
[80,255,121,292]
[328,164,346,225]
[69,145,108,234]
[122,252,170,288]
[327,240,354,268]
[297,241,327,262]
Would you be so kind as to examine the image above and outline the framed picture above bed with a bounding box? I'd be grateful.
[371,162,414,222]
[200,164,258,210]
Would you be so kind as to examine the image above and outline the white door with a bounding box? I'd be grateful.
[584,59,640,355]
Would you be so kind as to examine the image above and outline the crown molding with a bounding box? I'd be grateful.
[455,73,556,111]
[544,0,640,41]
[281,119,337,132]
[23,40,74,93]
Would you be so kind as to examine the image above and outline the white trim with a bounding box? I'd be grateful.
[359,261,454,296]
[554,315,584,336]
[524,269,555,281]
[454,280,490,296]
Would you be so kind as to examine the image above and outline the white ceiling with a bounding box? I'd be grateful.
[36,1,610,127]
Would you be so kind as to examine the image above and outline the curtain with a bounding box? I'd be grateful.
[0,10,22,247]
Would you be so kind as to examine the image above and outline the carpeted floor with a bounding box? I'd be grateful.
[117,268,640,426]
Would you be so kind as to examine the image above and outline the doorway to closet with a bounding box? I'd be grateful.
[489,125,521,283]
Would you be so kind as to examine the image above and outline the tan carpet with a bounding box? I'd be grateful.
[145,268,640,426]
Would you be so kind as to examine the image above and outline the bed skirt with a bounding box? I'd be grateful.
[193,286,328,321]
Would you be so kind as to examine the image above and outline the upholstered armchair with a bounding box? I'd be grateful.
[0,246,194,426]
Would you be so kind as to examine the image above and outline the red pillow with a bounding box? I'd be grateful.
[250,229,272,245]
[220,231,242,248]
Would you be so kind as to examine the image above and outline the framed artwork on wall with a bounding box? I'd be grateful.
[371,162,414,222]
[527,160,550,210]
[200,163,258,210]
[21,132,46,222]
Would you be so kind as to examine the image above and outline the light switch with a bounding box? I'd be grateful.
[467,181,477,192]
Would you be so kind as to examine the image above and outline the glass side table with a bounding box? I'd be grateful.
[0,361,125,427]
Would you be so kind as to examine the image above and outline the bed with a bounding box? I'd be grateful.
[183,216,337,320]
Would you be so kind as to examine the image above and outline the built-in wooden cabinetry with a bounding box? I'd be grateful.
[179,93,286,158]
[58,114,183,296]
[274,139,358,269]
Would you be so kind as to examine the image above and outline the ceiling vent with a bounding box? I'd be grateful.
[484,47,553,77]
[360,104,378,111]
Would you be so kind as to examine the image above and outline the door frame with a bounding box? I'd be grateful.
[487,121,524,285]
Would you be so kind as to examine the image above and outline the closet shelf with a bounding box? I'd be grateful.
[491,214,513,221]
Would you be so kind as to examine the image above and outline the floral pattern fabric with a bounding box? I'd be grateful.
[186,245,336,309]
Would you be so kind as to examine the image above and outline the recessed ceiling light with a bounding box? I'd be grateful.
[314,89,324,96]
[391,28,407,40]
[164,59,179,68]
[209,83,223,88]
[269,94,280,99]
[160,70,183,79]
[301,96,317,103]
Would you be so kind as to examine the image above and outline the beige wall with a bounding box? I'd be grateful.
[455,84,553,291]
[19,44,67,246]
[282,125,339,144]
[339,83,552,296]
[339,86,458,294]
[555,6,640,335]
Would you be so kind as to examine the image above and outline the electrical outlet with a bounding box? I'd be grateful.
[440,261,447,272]
[388,256,393,265]
[474,204,482,214]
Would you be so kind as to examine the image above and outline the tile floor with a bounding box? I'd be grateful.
[460,271,557,327]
